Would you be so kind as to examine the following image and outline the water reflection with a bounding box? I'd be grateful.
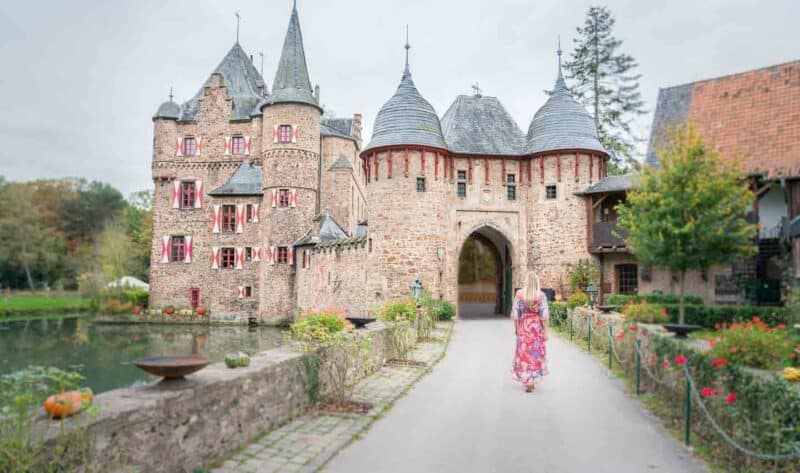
[0,317,284,393]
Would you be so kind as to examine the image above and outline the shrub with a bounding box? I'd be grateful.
[429,299,455,321]
[102,298,129,315]
[660,304,788,329]
[380,300,417,360]
[607,293,704,306]
[566,292,589,309]
[708,318,793,370]
[622,301,669,324]
[566,259,599,293]
[381,300,417,323]
[549,302,568,325]
[289,308,352,347]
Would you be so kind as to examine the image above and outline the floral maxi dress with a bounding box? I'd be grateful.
[511,291,549,386]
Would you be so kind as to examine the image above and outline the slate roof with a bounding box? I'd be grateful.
[329,155,352,170]
[321,118,353,139]
[153,100,181,120]
[178,42,267,122]
[364,63,448,152]
[441,94,526,155]
[266,4,319,109]
[294,213,351,247]
[526,67,606,156]
[577,173,639,195]
[209,161,263,196]
[645,83,693,168]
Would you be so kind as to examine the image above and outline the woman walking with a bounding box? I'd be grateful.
[511,272,549,392]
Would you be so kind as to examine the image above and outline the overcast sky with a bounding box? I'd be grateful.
[0,0,797,196]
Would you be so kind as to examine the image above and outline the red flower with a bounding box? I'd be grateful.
[726,393,737,404]
[661,360,670,368]
[711,358,728,369]
[777,323,787,330]
[701,387,714,398]
[628,325,638,332]
[674,355,687,365]
[615,331,626,341]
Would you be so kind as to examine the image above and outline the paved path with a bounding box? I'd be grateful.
[323,319,708,473]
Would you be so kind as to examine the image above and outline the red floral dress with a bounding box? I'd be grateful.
[511,291,549,386]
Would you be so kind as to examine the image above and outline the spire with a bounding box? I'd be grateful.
[268,1,319,109]
[553,37,568,95]
[168,87,174,102]
[235,11,240,43]
[404,25,411,73]
[557,35,563,79]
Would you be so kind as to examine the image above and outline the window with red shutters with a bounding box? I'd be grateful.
[183,137,197,156]
[278,189,290,207]
[245,247,253,262]
[277,246,289,264]
[231,136,245,155]
[221,247,235,269]
[180,181,195,209]
[279,125,292,143]
[170,236,185,262]
[246,204,254,222]
[222,205,236,233]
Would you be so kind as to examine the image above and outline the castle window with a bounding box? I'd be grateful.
[279,125,292,143]
[231,136,246,155]
[180,181,196,209]
[507,174,516,201]
[170,236,185,263]
[278,189,290,207]
[277,246,289,264]
[222,205,237,233]
[616,264,638,295]
[244,286,252,297]
[245,204,254,222]
[416,177,426,193]
[245,247,253,262]
[545,185,557,200]
[456,170,467,198]
[220,247,235,269]
[183,137,198,156]
[189,288,200,308]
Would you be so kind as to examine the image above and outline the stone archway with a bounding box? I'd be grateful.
[457,226,513,318]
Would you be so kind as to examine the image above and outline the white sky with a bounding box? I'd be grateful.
[0,0,797,196]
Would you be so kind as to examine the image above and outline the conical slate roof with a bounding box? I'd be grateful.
[365,64,448,152]
[526,66,606,156]
[441,94,526,155]
[179,42,267,121]
[266,3,319,109]
[153,99,181,120]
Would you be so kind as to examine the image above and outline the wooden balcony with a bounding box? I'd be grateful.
[589,220,629,253]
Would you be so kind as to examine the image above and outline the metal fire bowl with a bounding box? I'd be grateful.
[133,356,210,379]
[346,317,377,329]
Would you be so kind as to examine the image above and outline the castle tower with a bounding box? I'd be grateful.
[361,42,451,301]
[259,2,323,318]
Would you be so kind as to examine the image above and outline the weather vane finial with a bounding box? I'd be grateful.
[169,87,173,102]
[235,12,240,43]
[557,35,563,76]
[471,82,482,97]
[404,25,411,69]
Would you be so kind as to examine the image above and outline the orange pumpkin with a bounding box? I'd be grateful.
[43,391,84,419]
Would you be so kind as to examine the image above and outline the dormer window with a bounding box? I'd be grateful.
[279,125,292,143]
[231,136,246,155]
[183,137,198,156]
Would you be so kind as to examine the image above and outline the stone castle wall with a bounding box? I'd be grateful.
[295,241,370,316]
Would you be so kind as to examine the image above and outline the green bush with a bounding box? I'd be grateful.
[566,292,589,309]
[290,308,351,344]
[660,304,788,329]
[548,302,568,325]
[119,288,149,307]
[381,300,417,323]
[708,318,793,370]
[607,293,704,306]
[427,299,455,321]
[622,301,669,324]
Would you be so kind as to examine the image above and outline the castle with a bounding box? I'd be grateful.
[148,3,619,321]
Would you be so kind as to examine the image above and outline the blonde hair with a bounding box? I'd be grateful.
[523,272,541,303]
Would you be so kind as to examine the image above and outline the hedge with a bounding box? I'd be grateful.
[607,293,704,306]
[661,304,788,328]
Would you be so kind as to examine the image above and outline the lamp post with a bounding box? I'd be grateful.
[586,282,599,310]
[410,278,423,301]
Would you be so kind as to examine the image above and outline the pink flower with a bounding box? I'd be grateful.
[777,323,786,330]
[661,360,670,368]
[726,393,737,404]
[674,355,687,365]
[711,358,728,369]
[701,387,714,398]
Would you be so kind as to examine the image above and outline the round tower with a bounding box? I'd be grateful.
[260,2,322,318]
[361,41,451,301]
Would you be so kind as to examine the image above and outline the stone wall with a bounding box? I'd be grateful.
[295,240,370,316]
[45,323,392,473]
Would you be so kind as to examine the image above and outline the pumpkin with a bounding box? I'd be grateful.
[164,306,176,315]
[196,306,208,316]
[79,387,94,406]
[225,351,251,368]
[43,391,84,419]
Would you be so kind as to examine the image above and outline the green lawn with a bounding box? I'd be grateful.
[0,293,91,315]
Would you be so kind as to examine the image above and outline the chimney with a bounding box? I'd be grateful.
[250,54,254,63]
[352,113,363,147]
[314,85,320,103]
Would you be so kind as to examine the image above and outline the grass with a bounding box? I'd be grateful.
[0,293,91,318]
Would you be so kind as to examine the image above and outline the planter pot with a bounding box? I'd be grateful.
[597,305,618,314]
[346,317,376,329]
[196,307,208,316]
[662,323,703,339]
[132,305,143,315]
[164,307,176,316]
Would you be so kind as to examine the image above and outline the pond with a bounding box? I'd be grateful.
[0,317,284,393]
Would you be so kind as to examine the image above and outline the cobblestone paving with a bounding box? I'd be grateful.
[211,324,452,473]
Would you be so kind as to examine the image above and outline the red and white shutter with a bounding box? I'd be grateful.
[251,203,260,222]
[235,247,244,270]
[252,246,261,262]
[196,137,203,157]
[161,235,171,263]
[271,189,278,208]
[236,204,244,233]
[291,125,298,143]
[244,136,251,155]
[272,125,279,143]
[171,180,181,209]
[290,188,298,208]
[224,136,232,155]
[184,235,193,263]
[194,180,203,209]
[287,247,294,265]
[211,247,220,270]
[236,286,245,299]
[269,246,276,265]
[175,137,184,157]
[212,205,221,234]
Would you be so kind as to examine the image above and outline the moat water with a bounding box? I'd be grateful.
[0,317,284,393]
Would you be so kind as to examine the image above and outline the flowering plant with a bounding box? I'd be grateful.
[622,301,669,324]
[708,317,792,370]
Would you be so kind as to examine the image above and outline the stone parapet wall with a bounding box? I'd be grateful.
[295,241,371,316]
[44,323,391,473]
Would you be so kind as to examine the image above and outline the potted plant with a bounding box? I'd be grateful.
[164,305,176,316]
[196,306,207,316]
[132,305,143,315]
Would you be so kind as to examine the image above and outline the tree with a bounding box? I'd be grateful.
[563,6,646,171]
[98,220,136,284]
[616,125,757,324]
[566,259,599,294]
[123,190,153,282]
[58,180,126,247]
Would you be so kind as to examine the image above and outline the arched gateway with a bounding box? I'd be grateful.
[457,227,513,318]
